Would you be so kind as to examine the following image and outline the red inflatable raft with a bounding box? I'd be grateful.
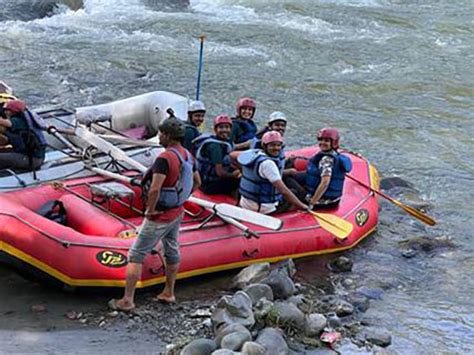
[0,147,379,289]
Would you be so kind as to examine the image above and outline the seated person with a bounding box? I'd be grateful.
[235,111,287,151]
[182,100,206,153]
[237,131,308,215]
[195,114,241,196]
[0,100,47,171]
[0,81,17,119]
[231,97,258,145]
[304,127,352,209]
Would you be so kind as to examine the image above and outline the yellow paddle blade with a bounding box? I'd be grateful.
[394,199,437,226]
[309,211,354,240]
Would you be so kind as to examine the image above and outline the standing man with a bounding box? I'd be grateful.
[109,117,200,311]
[182,100,206,153]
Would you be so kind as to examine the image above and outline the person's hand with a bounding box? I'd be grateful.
[309,196,319,206]
[232,170,242,179]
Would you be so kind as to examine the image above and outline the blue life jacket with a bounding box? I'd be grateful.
[233,118,257,144]
[4,109,47,156]
[183,123,201,154]
[195,134,233,185]
[238,149,285,204]
[305,151,352,200]
[142,147,194,209]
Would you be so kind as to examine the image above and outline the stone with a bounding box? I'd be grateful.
[347,294,370,313]
[365,328,392,347]
[335,300,354,317]
[232,263,270,290]
[212,291,255,330]
[261,270,296,300]
[273,259,296,278]
[221,331,252,351]
[215,323,251,347]
[286,294,306,308]
[243,283,274,305]
[328,256,353,272]
[241,341,266,355]
[255,328,288,355]
[304,313,327,337]
[210,350,235,355]
[272,302,305,330]
[181,338,217,355]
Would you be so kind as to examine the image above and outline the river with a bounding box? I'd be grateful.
[1,0,473,353]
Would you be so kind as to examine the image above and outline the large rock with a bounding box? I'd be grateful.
[243,283,274,305]
[272,302,305,330]
[241,341,266,355]
[365,328,392,347]
[221,331,252,351]
[273,259,296,278]
[261,270,296,299]
[232,263,270,290]
[215,323,251,347]
[255,328,289,355]
[212,291,255,330]
[210,350,235,355]
[304,313,327,337]
[181,338,217,355]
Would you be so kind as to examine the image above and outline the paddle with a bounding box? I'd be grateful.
[195,35,205,100]
[346,174,436,226]
[74,129,263,236]
[86,166,281,231]
[307,211,353,240]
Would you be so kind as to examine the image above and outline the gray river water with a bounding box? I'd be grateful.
[1,0,473,353]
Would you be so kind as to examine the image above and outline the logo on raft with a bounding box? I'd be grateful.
[96,250,128,268]
[355,209,369,227]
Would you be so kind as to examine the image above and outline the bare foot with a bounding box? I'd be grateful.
[154,292,176,304]
[108,298,135,312]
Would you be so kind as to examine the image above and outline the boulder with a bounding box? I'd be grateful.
[212,291,255,330]
[255,328,289,355]
[215,323,251,348]
[365,328,392,347]
[273,259,296,278]
[304,313,327,337]
[272,302,305,330]
[221,331,252,351]
[243,283,274,305]
[241,341,266,355]
[181,338,217,355]
[232,263,270,290]
[261,270,296,299]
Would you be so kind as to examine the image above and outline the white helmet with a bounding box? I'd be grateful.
[268,111,287,125]
[188,100,206,113]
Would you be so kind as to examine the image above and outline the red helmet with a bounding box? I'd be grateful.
[236,97,256,116]
[3,99,26,114]
[317,127,340,149]
[214,114,232,128]
[262,130,283,145]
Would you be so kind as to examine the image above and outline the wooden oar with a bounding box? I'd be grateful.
[346,174,436,226]
[86,167,281,232]
[308,211,353,240]
[75,130,261,236]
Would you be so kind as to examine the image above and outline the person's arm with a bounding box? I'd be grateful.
[309,175,330,205]
[0,118,12,128]
[234,140,251,151]
[209,143,241,179]
[309,155,334,205]
[260,160,307,210]
[192,171,201,192]
[145,173,166,217]
[273,180,308,210]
